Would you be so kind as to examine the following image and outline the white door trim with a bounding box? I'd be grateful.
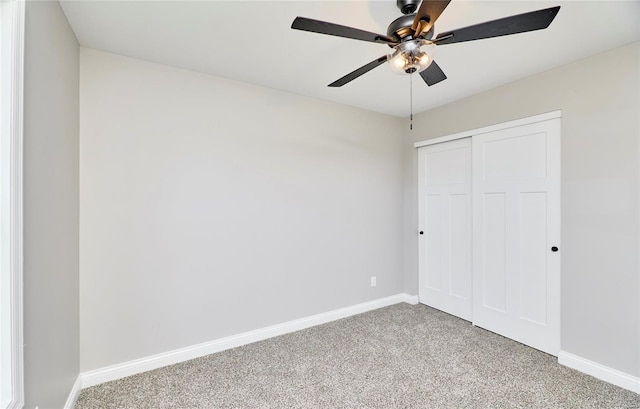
[1,1,25,408]
[414,110,561,148]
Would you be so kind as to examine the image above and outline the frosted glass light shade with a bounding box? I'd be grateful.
[388,40,435,74]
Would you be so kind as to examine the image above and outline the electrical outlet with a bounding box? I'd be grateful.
[370,276,377,287]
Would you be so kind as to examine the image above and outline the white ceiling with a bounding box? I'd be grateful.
[59,0,640,117]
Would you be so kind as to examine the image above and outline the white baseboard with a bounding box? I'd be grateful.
[80,293,417,388]
[558,351,640,394]
[400,293,419,305]
[64,375,82,409]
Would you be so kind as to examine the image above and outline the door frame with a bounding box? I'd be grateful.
[0,1,25,408]
[414,110,562,149]
[414,110,561,352]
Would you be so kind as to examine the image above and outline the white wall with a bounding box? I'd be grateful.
[79,49,405,371]
[23,1,79,408]
[403,42,640,377]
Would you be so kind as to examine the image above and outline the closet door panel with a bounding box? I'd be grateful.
[472,118,561,356]
[481,192,507,313]
[418,138,472,321]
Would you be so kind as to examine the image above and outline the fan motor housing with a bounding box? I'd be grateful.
[387,13,434,41]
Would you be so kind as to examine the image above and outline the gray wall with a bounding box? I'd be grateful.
[79,49,406,371]
[22,4,637,391]
[403,42,640,377]
[23,2,79,408]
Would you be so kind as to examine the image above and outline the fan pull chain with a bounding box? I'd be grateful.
[410,73,413,131]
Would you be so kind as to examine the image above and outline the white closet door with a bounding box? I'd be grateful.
[472,118,561,355]
[418,138,472,321]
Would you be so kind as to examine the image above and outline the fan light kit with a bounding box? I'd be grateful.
[291,0,560,88]
[388,40,435,75]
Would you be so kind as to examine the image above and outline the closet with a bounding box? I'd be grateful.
[417,112,561,355]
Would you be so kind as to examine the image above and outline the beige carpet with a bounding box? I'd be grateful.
[75,303,640,408]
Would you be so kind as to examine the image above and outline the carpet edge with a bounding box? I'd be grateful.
[78,293,418,389]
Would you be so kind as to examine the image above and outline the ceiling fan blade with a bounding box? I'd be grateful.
[419,61,447,86]
[328,56,388,87]
[434,6,560,45]
[412,0,452,37]
[292,17,398,45]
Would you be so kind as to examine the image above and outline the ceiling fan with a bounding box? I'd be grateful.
[291,0,560,88]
